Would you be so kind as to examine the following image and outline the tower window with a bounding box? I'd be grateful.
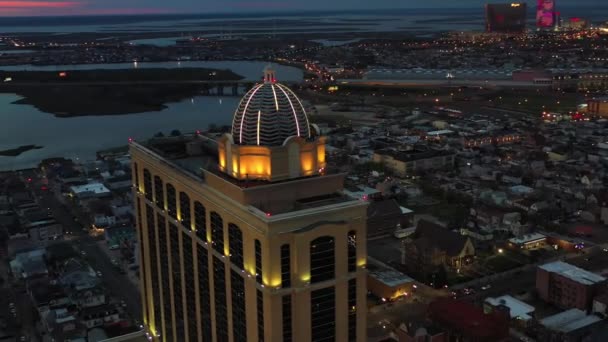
[166,183,177,219]
[153,176,164,209]
[143,169,152,201]
[255,239,262,284]
[280,244,291,288]
[310,236,335,283]
[194,201,206,242]
[179,192,191,228]
[348,230,357,273]
[228,224,244,269]
[311,286,335,341]
[210,212,224,253]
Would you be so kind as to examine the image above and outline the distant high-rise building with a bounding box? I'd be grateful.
[485,3,527,33]
[132,66,368,342]
[537,0,557,28]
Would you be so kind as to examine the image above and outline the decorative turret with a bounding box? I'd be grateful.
[219,66,326,182]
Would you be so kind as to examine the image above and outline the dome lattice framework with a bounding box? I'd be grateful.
[231,66,310,146]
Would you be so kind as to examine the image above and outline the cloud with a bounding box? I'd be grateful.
[0,1,80,8]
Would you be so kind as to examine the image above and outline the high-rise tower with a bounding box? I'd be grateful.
[131,66,368,342]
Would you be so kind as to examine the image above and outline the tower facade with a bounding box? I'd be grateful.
[131,67,368,342]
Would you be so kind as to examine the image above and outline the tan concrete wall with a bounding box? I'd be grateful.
[132,142,368,342]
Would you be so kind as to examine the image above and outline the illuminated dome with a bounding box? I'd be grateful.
[231,65,311,146]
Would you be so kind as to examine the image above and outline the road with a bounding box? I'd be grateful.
[29,171,143,322]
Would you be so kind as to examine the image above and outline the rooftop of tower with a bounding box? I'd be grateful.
[131,133,361,217]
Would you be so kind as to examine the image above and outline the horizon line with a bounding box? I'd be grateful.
[1,5,607,18]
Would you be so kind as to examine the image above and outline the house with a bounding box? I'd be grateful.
[402,220,475,271]
[10,248,47,279]
[44,307,77,336]
[59,259,106,309]
[393,321,446,342]
[367,199,413,238]
[28,278,70,318]
[80,304,121,329]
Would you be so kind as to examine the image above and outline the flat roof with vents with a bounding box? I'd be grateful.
[539,261,606,285]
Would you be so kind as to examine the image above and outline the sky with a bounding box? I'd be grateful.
[0,0,603,17]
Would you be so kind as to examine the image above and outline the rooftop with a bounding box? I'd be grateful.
[133,135,360,217]
[485,295,535,321]
[540,309,603,333]
[429,298,508,339]
[368,267,415,287]
[539,261,606,286]
[509,233,547,245]
[375,146,454,163]
[70,183,110,196]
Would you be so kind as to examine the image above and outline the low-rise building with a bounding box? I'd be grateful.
[366,199,413,238]
[367,266,415,301]
[508,233,547,250]
[69,183,111,199]
[537,261,607,310]
[373,147,455,176]
[402,220,475,272]
[429,298,509,342]
[81,304,121,329]
[537,308,606,342]
[484,295,535,325]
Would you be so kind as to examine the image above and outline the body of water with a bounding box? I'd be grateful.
[0,7,606,34]
[0,94,237,170]
[0,60,303,82]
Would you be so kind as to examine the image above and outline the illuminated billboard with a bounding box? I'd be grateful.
[537,0,556,28]
[485,3,527,33]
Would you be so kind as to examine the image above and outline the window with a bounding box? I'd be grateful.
[282,295,292,342]
[210,212,224,253]
[166,183,177,219]
[257,290,264,342]
[228,224,244,269]
[170,224,184,340]
[213,257,228,342]
[347,230,357,273]
[156,214,172,337]
[143,169,152,201]
[348,279,357,342]
[137,199,147,324]
[194,201,206,242]
[310,236,335,283]
[231,270,247,342]
[311,286,335,342]
[280,244,291,288]
[255,240,262,284]
[133,162,138,189]
[197,245,212,342]
[182,232,197,342]
[145,205,162,335]
[179,192,191,228]
[154,176,164,208]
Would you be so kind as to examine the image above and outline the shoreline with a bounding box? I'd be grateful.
[0,145,43,157]
[0,68,244,117]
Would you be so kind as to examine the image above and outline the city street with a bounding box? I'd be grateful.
[30,172,143,322]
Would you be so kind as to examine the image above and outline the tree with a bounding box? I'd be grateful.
[170,130,182,137]
[153,132,164,138]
